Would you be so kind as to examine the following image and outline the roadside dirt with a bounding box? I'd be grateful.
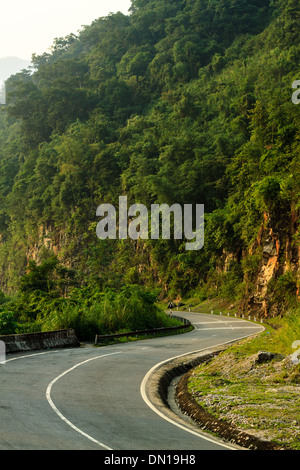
[175,352,300,450]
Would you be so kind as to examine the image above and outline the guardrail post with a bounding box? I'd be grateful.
[93,317,191,346]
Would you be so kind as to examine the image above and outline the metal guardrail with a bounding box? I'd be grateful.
[94,316,191,345]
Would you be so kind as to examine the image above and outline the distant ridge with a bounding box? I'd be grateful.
[0,56,31,82]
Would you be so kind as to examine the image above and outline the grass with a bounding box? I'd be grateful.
[186,303,300,450]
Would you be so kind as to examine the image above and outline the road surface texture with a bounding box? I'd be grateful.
[0,311,264,451]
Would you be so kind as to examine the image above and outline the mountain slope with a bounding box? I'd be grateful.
[0,0,298,333]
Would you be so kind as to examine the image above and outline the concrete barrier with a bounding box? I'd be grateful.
[0,329,80,353]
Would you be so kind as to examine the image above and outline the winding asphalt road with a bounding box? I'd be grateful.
[0,311,264,451]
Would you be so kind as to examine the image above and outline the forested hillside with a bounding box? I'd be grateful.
[0,0,299,337]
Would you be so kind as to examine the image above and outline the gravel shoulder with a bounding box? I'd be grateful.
[175,339,300,450]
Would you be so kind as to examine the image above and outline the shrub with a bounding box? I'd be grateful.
[268,271,298,310]
[0,308,18,335]
[39,285,166,341]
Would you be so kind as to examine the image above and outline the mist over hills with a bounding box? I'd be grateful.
[0,56,31,82]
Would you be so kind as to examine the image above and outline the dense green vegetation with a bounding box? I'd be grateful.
[0,263,176,340]
[0,0,298,338]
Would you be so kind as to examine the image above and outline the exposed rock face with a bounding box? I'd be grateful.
[26,225,64,261]
[259,228,280,293]
[245,209,299,317]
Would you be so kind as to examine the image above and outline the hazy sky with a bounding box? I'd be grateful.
[0,0,132,60]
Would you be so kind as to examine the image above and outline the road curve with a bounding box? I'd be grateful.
[0,311,264,450]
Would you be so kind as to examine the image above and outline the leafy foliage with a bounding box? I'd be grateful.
[0,0,299,335]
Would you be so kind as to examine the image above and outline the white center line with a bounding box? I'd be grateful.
[198,326,260,330]
[140,328,266,451]
[46,351,122,450]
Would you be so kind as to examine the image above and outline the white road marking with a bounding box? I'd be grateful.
[198,326,260,330]
[140,327,264,450]
[6,350,60,362]
[4,314,264,451]
[193,321,251,324]
[46,351,122,450]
